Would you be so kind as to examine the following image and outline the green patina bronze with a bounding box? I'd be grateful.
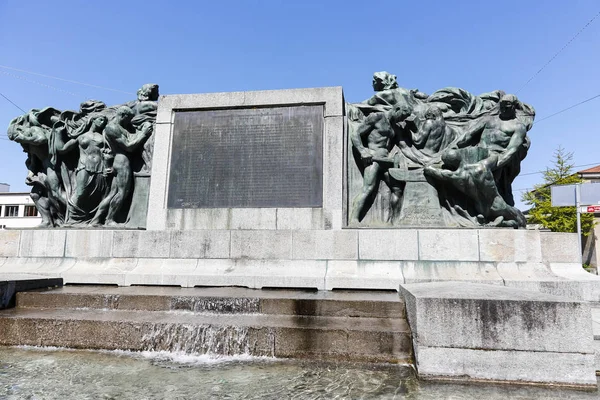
[347,72,535,228]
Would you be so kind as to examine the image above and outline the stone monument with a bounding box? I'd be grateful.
[4,74,600,388]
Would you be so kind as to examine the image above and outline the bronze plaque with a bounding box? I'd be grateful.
[168,105,324,208]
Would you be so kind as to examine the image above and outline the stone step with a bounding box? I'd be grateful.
[0,307,412,363]
[593,340,600,374]
[16,286,405,318]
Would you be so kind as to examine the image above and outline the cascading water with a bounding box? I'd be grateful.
[141,324,275,357]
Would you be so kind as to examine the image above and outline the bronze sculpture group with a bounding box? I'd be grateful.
[5,71,534,230]
[347,72,534,228]
[6,84,158,228]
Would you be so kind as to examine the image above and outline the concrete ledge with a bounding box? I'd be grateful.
[325,260,403,290]
[400,281,596,387]
[416,347,596,388]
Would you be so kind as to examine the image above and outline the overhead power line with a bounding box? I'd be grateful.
[533,93,600,125]
[0,91,26,113]
[516,10,600,94]
[0,64,134,95]
[0,70,80,97]
[520,162,600,177]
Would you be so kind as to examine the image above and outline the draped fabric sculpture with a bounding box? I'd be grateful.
[6,84,159,228]
[347,72,534,228]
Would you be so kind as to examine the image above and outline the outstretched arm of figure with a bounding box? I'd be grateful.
[107,124,152,152]
[56,138,78,154]
[423,165,454,181]
[496,124,527,169]
[456,118,487,148]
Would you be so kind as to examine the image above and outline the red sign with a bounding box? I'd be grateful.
[587,206,600,213]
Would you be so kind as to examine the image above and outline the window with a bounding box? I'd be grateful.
[4,205,19,217]
[24,205,38,217]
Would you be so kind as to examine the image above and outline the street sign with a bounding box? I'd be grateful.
[551,184,577,207]
[582,205,600,213]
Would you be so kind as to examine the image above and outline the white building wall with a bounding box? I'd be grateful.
[0,192,42,228]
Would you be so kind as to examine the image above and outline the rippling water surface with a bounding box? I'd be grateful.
[0,347,597,399]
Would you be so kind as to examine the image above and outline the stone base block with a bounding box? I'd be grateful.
[400,281,596,387]
[417,347,596,387]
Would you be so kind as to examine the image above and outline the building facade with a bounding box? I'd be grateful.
[0,184,41,228]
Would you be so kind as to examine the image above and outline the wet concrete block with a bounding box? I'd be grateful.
[400,281,596,387]
[416,347,596,387]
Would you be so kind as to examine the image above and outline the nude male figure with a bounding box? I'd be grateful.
[424,150,526,228]
[350,105,412,223]
[457,94,529,205]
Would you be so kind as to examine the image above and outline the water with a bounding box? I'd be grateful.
[0,346,598,400]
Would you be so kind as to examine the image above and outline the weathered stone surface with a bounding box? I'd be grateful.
[65,230,114,258]
[324,116,344,210]
[0,231,20,257]
[540,232,580,263]
[401,261,503,285]
[416,346,596,387]
[276,208,324,230]
[325,261,403,290]
[418,230,479,261]
[188,259,326,290]
[0,258,74,276]
[479,229,542,262]
[165,209,230,230]
[400,281,596,387]
[401,281,592,353]
[169,230,230,259]
[292,231,357,260]
[60,258,139,286]
[124,258,198,286]
[112,231,171,258]
[358,230,418,260]
[19,230,66,258]
[230,209,277,230]
[230,231,292,260]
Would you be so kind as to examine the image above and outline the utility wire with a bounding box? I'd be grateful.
[533,93,600,125]
[516,10,600,94]
[520,162,600,177]
[0,91,26,113]
[0,70,80,97]
[0,64,134,95]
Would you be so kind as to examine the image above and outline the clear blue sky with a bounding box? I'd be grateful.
[1,0,599,210]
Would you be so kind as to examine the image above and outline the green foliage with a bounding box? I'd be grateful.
[522,146,595,235]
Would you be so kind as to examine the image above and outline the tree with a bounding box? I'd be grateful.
[522,146,595,234]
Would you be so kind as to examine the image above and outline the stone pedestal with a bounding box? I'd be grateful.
[400,281,596,388]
